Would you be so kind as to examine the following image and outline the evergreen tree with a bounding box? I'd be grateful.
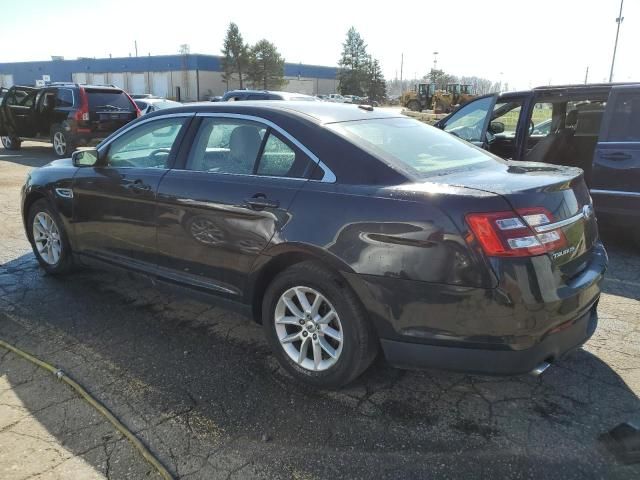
[337,27,368,96]
[247,40,286,90]
[220,23,249,89]
[365,57,387,102]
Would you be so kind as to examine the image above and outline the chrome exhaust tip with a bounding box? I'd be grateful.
[531,361,552,377]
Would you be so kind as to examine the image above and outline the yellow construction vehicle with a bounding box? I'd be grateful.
[433,83,476,113]
[400,83,436,112]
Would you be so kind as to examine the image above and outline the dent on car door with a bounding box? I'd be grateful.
[155,115,320,298]
[591,85,640,221]
[435,94,498,148]
[72,115,192,267]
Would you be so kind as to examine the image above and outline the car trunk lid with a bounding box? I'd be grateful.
[425,161,599,272]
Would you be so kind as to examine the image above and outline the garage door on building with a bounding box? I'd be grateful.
[110,73,125,90]
[130,74,146,95]
[73,72,88,85]
[92,73,106,86]
[151,72,169,98]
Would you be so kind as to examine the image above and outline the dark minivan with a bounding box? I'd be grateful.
[0,83,140,157]
[435,83,640,245]
[21,101,606,388]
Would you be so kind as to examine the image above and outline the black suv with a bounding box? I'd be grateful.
[435,83,640,245]
[0,83,140,157]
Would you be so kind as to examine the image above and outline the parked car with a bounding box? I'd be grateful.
[135,98,182,115]
[435,82,640,245]
[21,101,606,388]
[0,83,140,157]
[327,93,347,103]
[220,90,317,102]
[209,96,223,102]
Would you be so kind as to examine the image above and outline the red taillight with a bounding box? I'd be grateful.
[465,207,567,258]
[124,92,142,117]
[74,87,90,122]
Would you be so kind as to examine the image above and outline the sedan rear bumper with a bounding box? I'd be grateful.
[380,305,598,375]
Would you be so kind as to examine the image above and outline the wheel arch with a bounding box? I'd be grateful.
[248,243,356,324]
[22,189,49,236]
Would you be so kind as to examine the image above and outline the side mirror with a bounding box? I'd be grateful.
[72,148,100,167]
[489,121,505,134]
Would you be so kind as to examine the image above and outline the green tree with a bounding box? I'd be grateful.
[337,27,368,96]
[247,40,286,90]
[425,68,458,90]
[220,22,249,89]
[365,56,386,102]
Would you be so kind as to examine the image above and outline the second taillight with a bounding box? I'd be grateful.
[74,87,90,122]
[466,207,567,257]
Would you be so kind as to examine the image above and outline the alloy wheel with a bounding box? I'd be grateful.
[32,212,62,265]
[1,136,12,148]
[53,132,67,156]
[274,286,343,372]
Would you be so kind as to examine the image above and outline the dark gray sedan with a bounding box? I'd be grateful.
[21,101,606,388]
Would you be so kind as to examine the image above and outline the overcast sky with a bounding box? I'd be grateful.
[1,0,637,90]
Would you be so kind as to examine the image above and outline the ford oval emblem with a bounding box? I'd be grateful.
[582,204,594,220]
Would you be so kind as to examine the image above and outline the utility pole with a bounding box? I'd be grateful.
[400,53,403,92]
[134,40,138,57]
[433,51,439,71]
[584,66,589,84]
[609,0,624,82]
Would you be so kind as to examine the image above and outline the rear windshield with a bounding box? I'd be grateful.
[86,89,134,112]
[328,117,495,177]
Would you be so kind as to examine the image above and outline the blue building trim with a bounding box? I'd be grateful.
[0,54,338,85]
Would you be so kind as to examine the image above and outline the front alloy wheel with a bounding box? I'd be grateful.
[32,212,62,265]
[275,286,344,372]
[28,199,73,274]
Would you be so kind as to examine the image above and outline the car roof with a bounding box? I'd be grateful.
[499,82,640,99]
[156,101,402,124]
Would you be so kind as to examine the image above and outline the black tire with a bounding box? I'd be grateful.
[51,126,75,158]
[407,100,421,112]
[262,261,378,388]
[27,198,74,275]
[1,135,21,150]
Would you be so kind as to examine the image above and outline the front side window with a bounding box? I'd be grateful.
[106,118,186,168]
[6,89,35,107]
[329,117,494,177]
[491,101,523,137]
[442,96,494,143]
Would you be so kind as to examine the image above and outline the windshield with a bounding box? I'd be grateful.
[86,89,134,111]
[329,117,495,177]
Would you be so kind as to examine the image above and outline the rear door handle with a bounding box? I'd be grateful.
[600,152,632,161]
[245,195,279,210]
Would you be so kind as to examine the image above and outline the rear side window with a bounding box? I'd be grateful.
[606,92,640,142]
[86,89,134,112]
[257,131,316,178]
[55,89,73,107]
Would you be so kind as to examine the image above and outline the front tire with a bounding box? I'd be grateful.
[1,135,21,150]
[262,261,378,388]
[28,199,74,274]
[51,126,75,157]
